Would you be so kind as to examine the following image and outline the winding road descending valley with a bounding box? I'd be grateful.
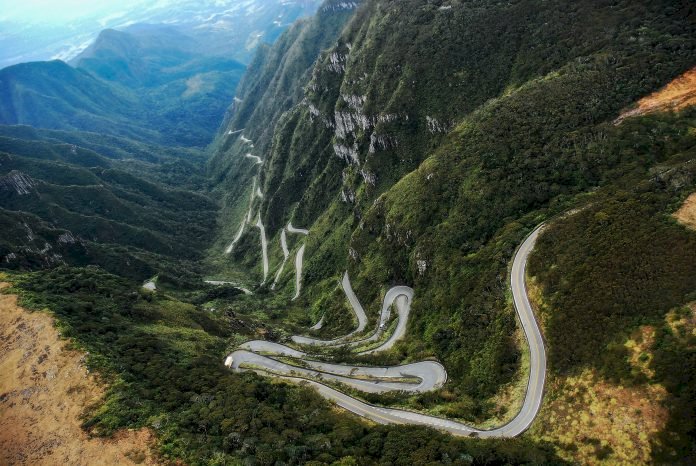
[227,225,546,437]
[292,244,306,301]
[255,214,269,284]
[287,222,309,235]
[271,229,290,290]
[291,271,368,345]
[225,221,246,254]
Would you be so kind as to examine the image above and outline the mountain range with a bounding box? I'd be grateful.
[0,0,323,68]
[1,0,695,465]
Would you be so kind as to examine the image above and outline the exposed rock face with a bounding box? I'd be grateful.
[57,232,78,244]
[322,1,359,13]
[0,171,36,195]
[333,142,360,164]
[328,52,347,73]
[425,115,451,133]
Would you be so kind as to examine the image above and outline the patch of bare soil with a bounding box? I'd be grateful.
[617,67,696,122]
[674,192,696,230]
[0,283,160,466]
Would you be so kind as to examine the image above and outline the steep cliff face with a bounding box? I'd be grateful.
[207,0,363,278]
[210,0,696,415]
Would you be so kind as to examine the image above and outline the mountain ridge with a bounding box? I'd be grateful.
[1,0,695,464]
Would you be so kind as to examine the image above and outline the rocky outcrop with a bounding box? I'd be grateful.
[0,171,36,195]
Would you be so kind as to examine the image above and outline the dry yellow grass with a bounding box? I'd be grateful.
[617,66,696,122]
[665,303,696,348]
[0,283,160,466]
[624,326,656,379]
[526,278,670,464]
[674,192,696,230]
[534,369,669,465]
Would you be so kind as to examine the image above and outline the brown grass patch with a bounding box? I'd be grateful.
[525,276,670,464]
[665,303,696,348]
[0,283,161,465]
[533,369,669,465]
[624,325,656,379]
[674,192,696,230]
[617,67,696,122]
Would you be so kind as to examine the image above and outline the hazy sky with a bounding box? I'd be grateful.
[0,0,151,23]
[0,0,309,68]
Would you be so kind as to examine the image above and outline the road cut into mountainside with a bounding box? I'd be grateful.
[226,343,446,394]
[255,214,269,284]
[225,220,246,254]
[310,315,325,330]
[226,224,547,438]
[287,222,309,235]
[204,280,253,295]
[245,153,262,164]
[292,244,306,301]
[271,229,290,290]
[291,271,368,346]
[291,274,412,353]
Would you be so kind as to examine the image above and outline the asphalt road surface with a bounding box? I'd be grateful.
[226,224,547,437]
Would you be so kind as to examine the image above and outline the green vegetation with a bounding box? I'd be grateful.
[0,26,246,147]
[212,0,696,423]
[0,127,215,285]
[5,267,562,464]
[528,109,696,463]
[2,0,696,463]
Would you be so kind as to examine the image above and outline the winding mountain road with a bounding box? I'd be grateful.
[226,224,547,437]
[292,244,306,301]
[291,272,368,345]
[291,281,414,354]
[245,153,262,164]
[310,315,325,330]
[287,222,309,235]
[225,220,246,254]
[255,214,269,284]
[271,229,290,290]
[226,344,446,394]
[204,280,253,295]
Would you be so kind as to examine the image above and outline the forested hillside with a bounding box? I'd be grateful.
[0,126,215,285]
[209,0,696,463]
[1,0,695,464]
[0,26,246,147]
[526,107,696,463]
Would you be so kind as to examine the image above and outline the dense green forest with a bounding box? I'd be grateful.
[5,267,562,464]
[528,109,696,464]
[211,0,696,425]
[0,127,215,285]
[1,0,696,464]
